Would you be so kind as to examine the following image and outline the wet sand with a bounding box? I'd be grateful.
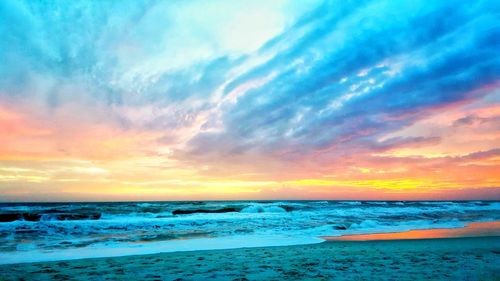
[0,236,499,281]
[323,221,500,241]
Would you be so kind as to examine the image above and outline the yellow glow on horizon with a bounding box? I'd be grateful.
[286,178,482,190]
[1,101,498,201]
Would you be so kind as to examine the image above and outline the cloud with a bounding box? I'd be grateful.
[182,0,499,163]
[0,0,498,199]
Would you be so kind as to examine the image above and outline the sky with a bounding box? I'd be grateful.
[0,0,499,201]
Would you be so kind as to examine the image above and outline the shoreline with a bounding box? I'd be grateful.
[0,235,324,265]
[324,221,500,241]
[1,221,499,265]
[1,236,498,280]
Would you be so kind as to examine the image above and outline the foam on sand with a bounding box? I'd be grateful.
[0,234,323,265]
[1,236,499,280]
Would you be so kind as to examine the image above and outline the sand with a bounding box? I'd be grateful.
[0,236,499,281]
[324,221,500,241]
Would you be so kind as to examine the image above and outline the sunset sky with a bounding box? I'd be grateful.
[0,0,499,201]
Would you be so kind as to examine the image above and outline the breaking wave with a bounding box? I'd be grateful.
[0,200,499,263]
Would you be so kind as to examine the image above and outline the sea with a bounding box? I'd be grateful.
[1,200,499,264]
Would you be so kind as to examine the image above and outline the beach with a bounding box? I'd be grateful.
[2,200,499,264]
[1,202,499,280]
[1,235,499,281]
[1,0,499,279]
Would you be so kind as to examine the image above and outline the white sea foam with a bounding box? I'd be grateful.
[240,205,287,213]
[0,201,498,263]
[0,235,324,265]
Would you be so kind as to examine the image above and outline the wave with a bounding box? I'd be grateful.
[0,212,101,222]
[171,204,297,215]
[172,207,240,215]
[338,201,362,205]
[0,200,498,261]
[240,205,287,213]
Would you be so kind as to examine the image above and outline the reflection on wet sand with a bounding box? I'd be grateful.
[324,221,500,241]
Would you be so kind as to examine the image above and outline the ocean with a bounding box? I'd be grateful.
[1,200,499,264]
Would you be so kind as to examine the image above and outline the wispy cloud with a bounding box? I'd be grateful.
[0,0,498,200]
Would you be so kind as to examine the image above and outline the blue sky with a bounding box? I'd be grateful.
[0,0,499,201]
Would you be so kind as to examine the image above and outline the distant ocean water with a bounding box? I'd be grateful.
[0,200,499,264]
